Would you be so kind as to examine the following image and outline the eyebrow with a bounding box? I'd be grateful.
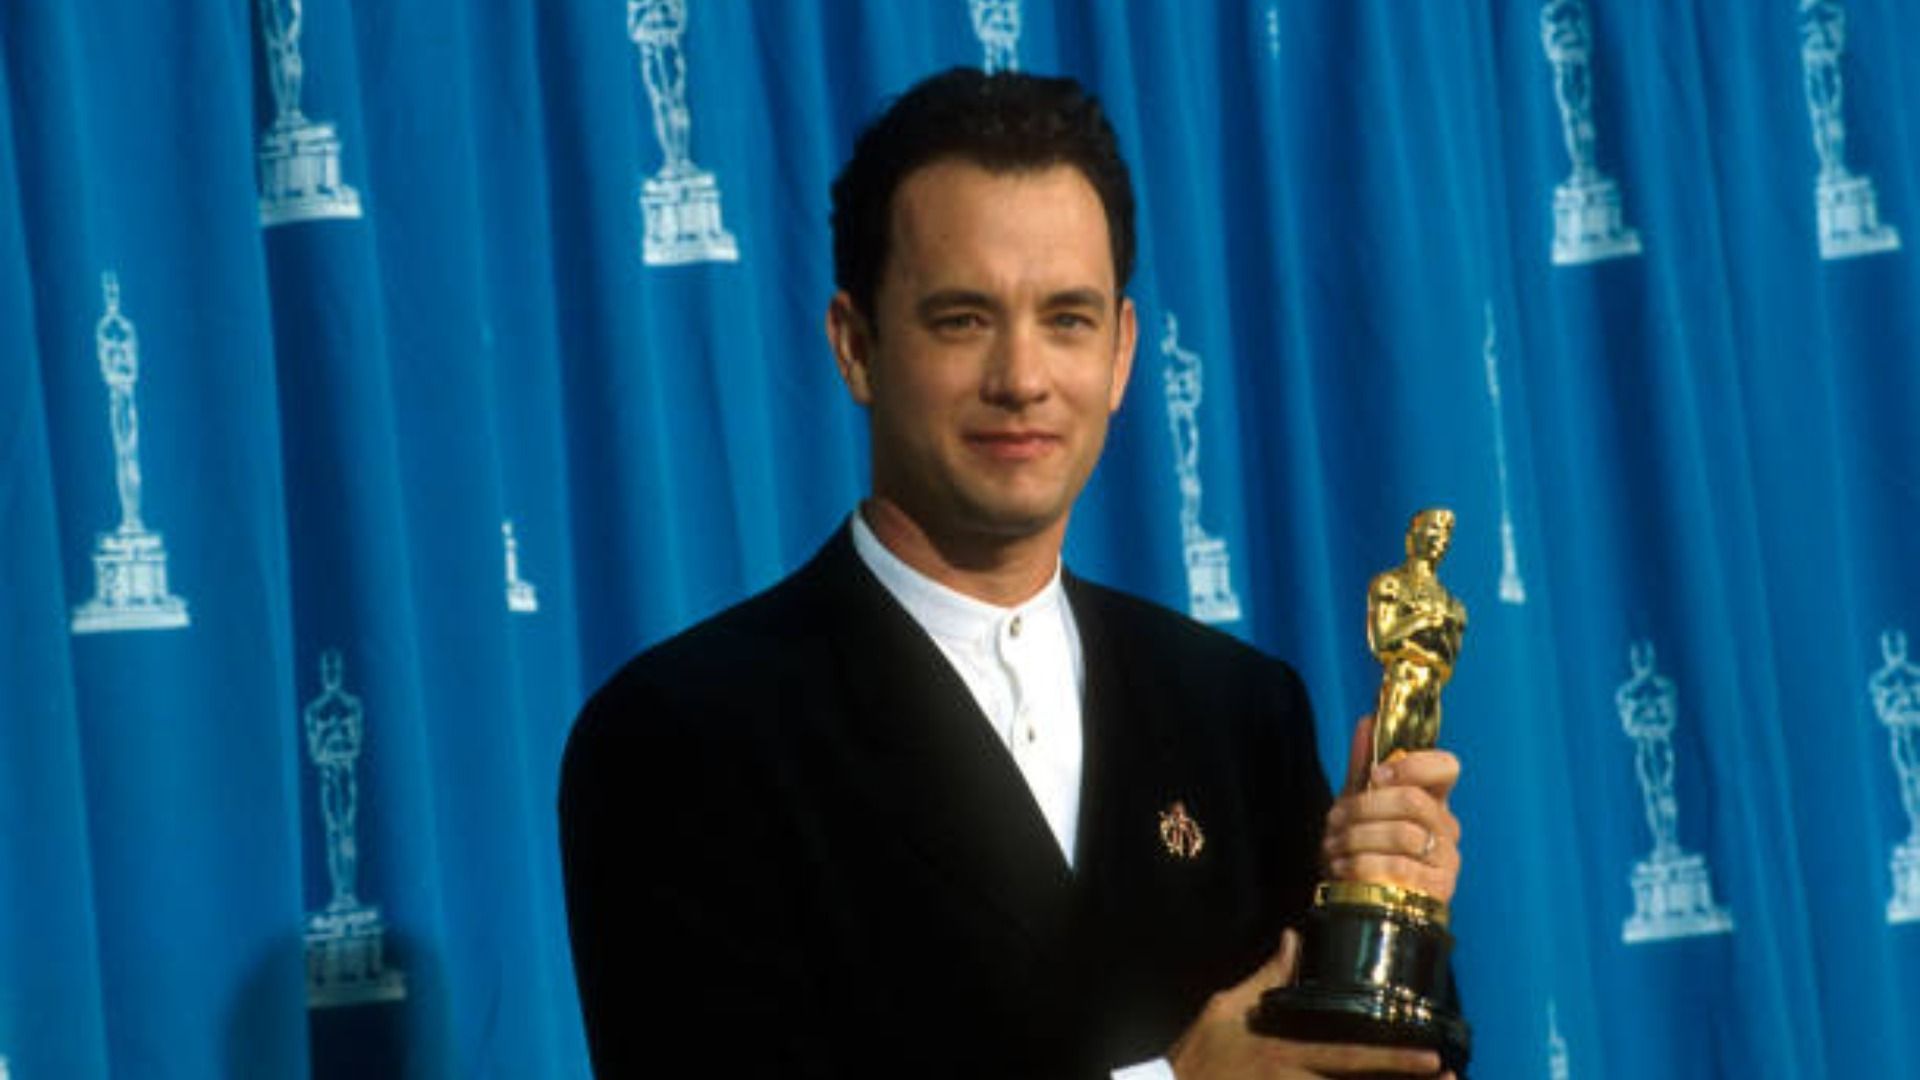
[913,287,1112,319]
[1044,288,1110,310]
[915,289,998,318]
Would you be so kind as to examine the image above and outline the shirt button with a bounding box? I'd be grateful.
[1025,725,1038,744]
[1009,615,1023,638]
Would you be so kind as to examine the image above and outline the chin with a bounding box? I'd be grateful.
[930,468,1086,541]
[952,498,1066,540]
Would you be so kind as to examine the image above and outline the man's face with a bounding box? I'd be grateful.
[828,160,1137,549]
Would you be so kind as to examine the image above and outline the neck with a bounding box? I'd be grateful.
[858,498,1064,607]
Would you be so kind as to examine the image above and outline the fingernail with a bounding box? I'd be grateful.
[1330,857,1351,877]
[1373,763,1395,783]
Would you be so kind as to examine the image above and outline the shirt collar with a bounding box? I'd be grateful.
[848,511,1065,648]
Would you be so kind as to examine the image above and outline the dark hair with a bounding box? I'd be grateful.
[830,68,1136,321]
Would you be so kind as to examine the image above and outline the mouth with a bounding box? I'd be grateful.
[965,430,1061,462]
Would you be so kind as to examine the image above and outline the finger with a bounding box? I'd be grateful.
[1328,810,1459,895]
[1281,1039,1444,1075]
[1244,928,1298,995]
[1343,714,1375,794]
[1338,786,1461,843]
[1324,819,1438,862]
[1218,928,1301,1016]
[1371,749,1461,800]
[1273,927,1301,986]
[1327,849,1460,900]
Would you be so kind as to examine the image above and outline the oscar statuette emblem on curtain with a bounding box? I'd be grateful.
[1253,509,1471,1072]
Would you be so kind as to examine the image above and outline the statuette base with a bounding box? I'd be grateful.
[1887,840,1920,924]
[1551,177,1642,265]
[641,169,738,265]
[1622,850,1734,943]
[305,905,406,1008]
[259,119,363,227]
[1816,174,1900,259]
[507,581,539,613]
[1183,535,1241,624]
[1253,890,1469,1073]
[72,529,189,633]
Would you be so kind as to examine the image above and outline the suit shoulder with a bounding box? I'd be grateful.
[572,567,825,745]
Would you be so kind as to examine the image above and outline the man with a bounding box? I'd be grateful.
[561,69,1463,1079]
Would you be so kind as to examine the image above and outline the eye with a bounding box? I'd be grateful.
[931,311,989,334]
[1047,311,1098,332]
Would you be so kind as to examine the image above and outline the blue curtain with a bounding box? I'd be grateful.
[5,1,1918,1076]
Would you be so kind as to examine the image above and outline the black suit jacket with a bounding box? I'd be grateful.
[560,528,1333,1078]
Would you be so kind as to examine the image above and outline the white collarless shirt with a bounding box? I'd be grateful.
[849,513,1085,869]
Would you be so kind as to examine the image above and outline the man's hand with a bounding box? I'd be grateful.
[1166,930,1454,1079]
[1322,715,1461,903]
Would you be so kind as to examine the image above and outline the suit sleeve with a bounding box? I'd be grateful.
[558,681,837,1078]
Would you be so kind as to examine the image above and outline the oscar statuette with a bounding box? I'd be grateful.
[1252,508,1471,1072]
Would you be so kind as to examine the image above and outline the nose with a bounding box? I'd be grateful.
[982,322,1049,408]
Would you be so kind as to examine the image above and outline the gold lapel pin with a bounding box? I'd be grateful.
[1158,800,1205,859]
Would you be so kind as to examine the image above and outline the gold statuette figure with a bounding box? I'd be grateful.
[1368,508,1466,767]
[1254,507,1471,1071]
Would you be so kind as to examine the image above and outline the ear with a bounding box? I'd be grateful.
[1107,296,1138,413]
[825,291,875,406]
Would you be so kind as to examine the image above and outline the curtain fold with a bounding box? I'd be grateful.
[6,2,1918,1076]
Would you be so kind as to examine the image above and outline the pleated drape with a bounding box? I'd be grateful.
[4,2,1917,1076]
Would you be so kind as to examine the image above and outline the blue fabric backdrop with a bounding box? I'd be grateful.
[5,1,1919,1076]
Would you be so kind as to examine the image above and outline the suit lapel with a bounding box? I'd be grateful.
[1068,577,1258,1058]
[1068,576,1220,919]
[1068,573,1123,879]
[806,531,1075,948]
[1068,574,1181,888]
